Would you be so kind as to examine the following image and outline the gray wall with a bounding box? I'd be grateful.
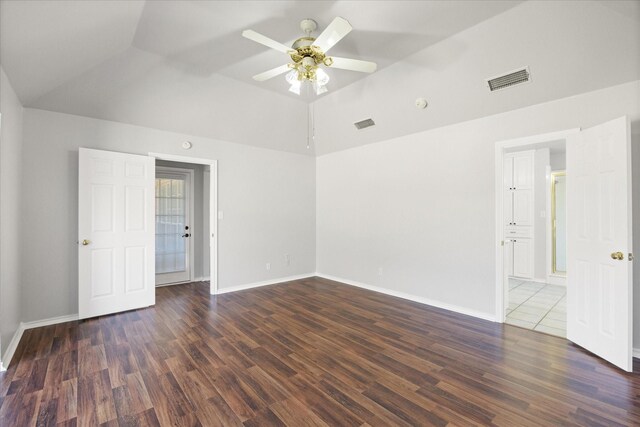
[7,80,640,355]
[155,160,209,281]
[551,152,566,171]
[0,68,24,357]
[20,109,316,322]
[317,81,640,347]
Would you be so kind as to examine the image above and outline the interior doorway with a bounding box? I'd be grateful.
[495,117,634,373]
[150,152,218,295]
[155,165,195,286]
[495,129,578,338]
[501,141,567,337]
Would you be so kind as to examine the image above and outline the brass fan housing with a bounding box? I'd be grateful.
[289,38,326,64]
[288,37,334,81]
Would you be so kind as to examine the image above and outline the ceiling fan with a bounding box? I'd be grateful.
[242,17,377,95]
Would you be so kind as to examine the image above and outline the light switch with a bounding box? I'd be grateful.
[218,211,224,220]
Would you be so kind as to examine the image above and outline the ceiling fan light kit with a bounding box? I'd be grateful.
[242,17,377,96]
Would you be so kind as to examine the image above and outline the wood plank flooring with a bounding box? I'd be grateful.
[1,277,639,426]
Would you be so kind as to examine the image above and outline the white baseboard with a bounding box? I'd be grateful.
[1,314,78,371]
[1,323,25,372]
[194,276,210,282]
[633,348,640,359]
[22,314,78,330]
[215,273,316,295]
[546,275,566,286]
[316,273,496,322]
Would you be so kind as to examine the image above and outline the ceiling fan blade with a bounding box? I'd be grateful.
[242,30,293,54]
[314,17,352,53]
[252,64,291,81]
[328,57,377,73]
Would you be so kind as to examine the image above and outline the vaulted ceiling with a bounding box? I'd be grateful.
[1,1,639,155]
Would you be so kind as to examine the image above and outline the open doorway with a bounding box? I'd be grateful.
[501,141,567,337]
[150,152,218,294]
[155,161,205,286]
[495,129,578,339]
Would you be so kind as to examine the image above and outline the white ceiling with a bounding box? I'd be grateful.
[1,1,638,156]
[1,1,521,104]
[312,0,640,155]
[0,0,146,105]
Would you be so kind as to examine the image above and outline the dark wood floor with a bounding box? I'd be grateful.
[1,277,639,426]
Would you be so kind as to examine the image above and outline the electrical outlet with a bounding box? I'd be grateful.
[378,267,383,277]
[285,254,290,266]
[266,263,271,271]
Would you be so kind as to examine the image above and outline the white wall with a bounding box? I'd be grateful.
[534,148,550,281]
[317,81,640,344]
[0,67,24,356]
[20,109,316,322]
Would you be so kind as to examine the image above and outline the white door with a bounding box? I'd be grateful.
[567,116,633,372]
[78,148,155,319]
[155,168,192,285]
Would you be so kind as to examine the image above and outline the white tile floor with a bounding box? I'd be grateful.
[506,278,566,337]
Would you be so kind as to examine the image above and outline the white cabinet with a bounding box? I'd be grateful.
[506,239,514,276]
[504,151,534,227]
[504,151,535,279]
[512,154,533,189]
[512,190,533,226]
[512,238,533,278]
[503,156,514,190]
[505,236,534,279]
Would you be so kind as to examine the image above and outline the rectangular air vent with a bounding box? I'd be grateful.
[354,118,375,130]
[486,67,530,91]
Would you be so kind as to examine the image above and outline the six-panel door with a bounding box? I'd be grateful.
[78,148,155,319]
[567,116,633,372]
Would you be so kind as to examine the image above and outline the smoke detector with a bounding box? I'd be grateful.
[415,98,428,109]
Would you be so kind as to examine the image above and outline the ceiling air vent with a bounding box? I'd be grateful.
[354,118,375,130]
[486,67,530,91]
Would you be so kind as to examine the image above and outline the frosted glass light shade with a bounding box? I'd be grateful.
[315,68,330,86]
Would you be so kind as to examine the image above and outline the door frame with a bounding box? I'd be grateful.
[155,166,195,286]
[149,152,219,295]
[494,128,579,322]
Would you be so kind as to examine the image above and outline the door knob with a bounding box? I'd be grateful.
[81,239,91,246]
[182,233,190,238]
[611,251,624,260]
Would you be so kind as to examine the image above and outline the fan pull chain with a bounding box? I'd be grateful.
[307,101,311,149]
[311,102,315,144]
[307,101,315,149]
